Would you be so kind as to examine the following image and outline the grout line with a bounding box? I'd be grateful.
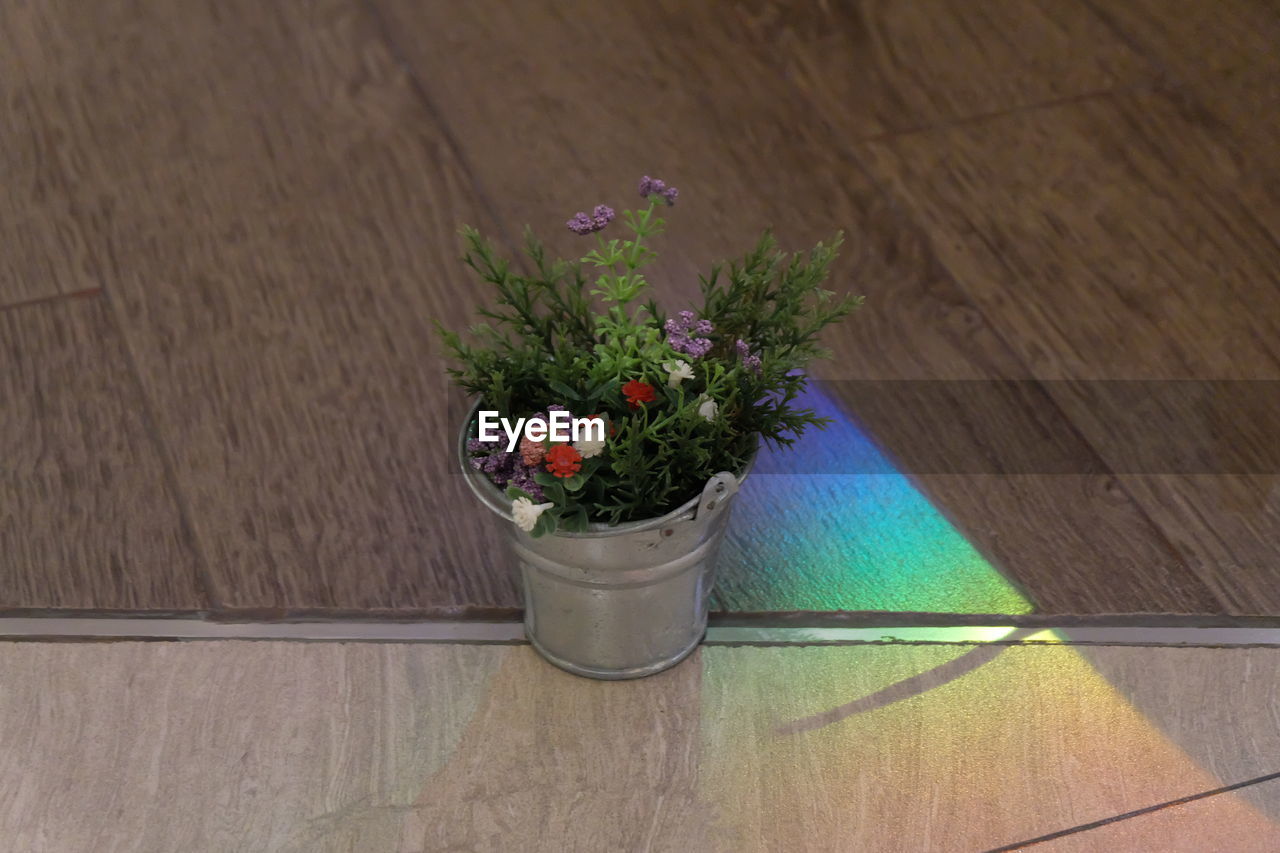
[5,620,1280,646]
[710,612,1280,629]
[5,609,1280,628]
[0,618,527,643]
[0,287,102,313]
[987,770,1280,851]
[706,625,1280,647]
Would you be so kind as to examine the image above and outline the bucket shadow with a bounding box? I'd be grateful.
[775,627,1042,736]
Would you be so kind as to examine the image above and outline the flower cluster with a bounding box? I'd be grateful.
[566,204,616,236]
[468,436,546,502]
[638,175,678,206]
[445,175,862,537]
[467,404,585,504]
[664,310,714,358]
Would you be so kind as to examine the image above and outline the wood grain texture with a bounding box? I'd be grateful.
[1207,73,1280,244]
[1089,0,1280,81]
[0,642,508,851]
[2,641,1279,850]
[860,91,1280,614]
[4,0,1274,618]
[861,92,1280,381]
[8,0,519,612]
[0,8,104,307]
[698,643,1280,850]
[1038,782,1280,852]
[1094,0,1280,250]
[709,0,1155,137]
[0,297,206,609]
[375,0,1220,617]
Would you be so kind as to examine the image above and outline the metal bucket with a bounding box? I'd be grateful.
[458,409,752,680]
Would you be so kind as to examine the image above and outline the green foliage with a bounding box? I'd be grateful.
[441,196,861,535]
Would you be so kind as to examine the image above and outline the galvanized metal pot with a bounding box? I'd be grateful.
[458,407,753,680]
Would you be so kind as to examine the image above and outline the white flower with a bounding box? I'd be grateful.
[511,497,554,532]
[664,359,695,388]
[574,416,607,458]
[697,394,718,421]
[575,436,606,458]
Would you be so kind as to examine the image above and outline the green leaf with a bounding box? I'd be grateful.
[504,486,534,502]
[532,511,557,538]
[530,475,566,504]
[547,380,582,402]
[561,505,589,532]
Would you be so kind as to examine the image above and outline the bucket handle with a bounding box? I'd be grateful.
[696,471,740,520]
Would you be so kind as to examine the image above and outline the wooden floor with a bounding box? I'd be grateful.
[2,640,1278,850]
[2,0,1278,619]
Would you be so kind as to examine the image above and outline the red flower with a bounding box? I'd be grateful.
[545,443,583,478]
[622,379,656,410]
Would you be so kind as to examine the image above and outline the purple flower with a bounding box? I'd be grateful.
[472,448,545,499]
[665,311,714,358]
[567,211,604,236]
[545,404,574,426]
[639,175,678,206]
[680,337,713,358]
[592,205,615,229]
[736,339,762,374]
[479,450,517,486]
[508,461,546,502]
[468,415,550,499]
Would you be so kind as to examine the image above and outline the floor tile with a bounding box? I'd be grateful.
[2,641,1278,850]
[8,0,518,613]
[3,0,1273,619]
[0,296,206,609]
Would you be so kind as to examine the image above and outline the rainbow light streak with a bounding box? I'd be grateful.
[721,384,1032,614]
[698,643,1280,847]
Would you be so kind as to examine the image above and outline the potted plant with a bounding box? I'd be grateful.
[440,177,860,679]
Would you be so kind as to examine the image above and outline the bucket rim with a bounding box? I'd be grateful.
[457,399,756,538]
